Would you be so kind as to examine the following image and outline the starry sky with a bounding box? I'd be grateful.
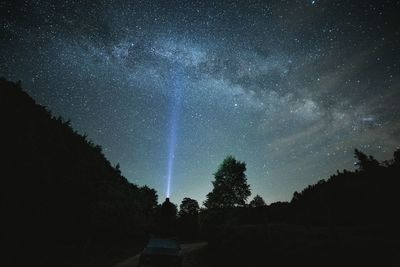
[1,0,400,205]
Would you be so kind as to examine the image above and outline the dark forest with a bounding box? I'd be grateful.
[2,79,399,266]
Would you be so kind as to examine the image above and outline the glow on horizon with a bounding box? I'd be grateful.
[166,65,184,198]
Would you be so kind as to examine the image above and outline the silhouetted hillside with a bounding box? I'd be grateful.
[290,148,400,226]
[0,79,157,266]
[199,149,400,266]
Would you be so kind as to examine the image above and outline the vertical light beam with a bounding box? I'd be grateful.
[166,64,184,198]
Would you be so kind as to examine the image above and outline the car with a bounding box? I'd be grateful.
[138,238,183,267]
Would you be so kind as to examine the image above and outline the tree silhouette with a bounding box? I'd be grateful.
[0,79,159,266]
[287,148,400,226]
[249,194,267,207]
[394,148,400,166]
[179,197,200,217]
[204,156,251,209]
[178,198,199,240]
[354,148,380,171]
[139,185,158,218]
[291,191,301,202]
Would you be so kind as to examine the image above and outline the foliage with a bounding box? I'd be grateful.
[290,148,400,225]
[178,198,200,240]
[0,79,158,266]
[139,185,158,214]
[249,194,267,207]
[354,148,380,171]
[393,148,400,165]
[204,155,251,209]
[179,197,200,217]
[201,148,400,267]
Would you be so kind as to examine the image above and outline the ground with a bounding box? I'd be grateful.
[114,242,207,267]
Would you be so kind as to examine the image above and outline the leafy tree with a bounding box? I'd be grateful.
[179,197,200,217]
[0,79,160,266]
[115,163,121,175]
[178,198,200,240]
[204,156,251,209]
[291,191,301,202]
[139,185,158,214]
[394,148,400,166]
[249,194,266,208]
[354,148,380,171]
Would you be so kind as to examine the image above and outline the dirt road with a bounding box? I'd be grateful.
[114,242,207,267]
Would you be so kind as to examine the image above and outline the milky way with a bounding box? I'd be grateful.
[1,0,400,204]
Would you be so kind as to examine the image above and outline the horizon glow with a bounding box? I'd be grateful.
[166,65,184,198]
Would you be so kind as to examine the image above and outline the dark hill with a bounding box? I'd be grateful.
[0,79,157,266]
[198,149,400,266]
[290,149,400,226]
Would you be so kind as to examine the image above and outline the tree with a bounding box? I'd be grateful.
[139,186,158,214]
[0,79,161,266]
[204,156,251,209]
[178,198,200,240]
[354,148,379,171]
[115,163,121,175]
[394,148,400,166]
[291,191,301,202]
[179,198,200,217]
[249,195,266,208]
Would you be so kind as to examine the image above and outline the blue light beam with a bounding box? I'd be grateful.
[166,65,184,198]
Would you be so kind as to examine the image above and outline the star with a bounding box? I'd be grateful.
[1,0,399,204]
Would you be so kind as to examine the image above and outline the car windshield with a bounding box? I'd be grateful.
[147,238,179,249]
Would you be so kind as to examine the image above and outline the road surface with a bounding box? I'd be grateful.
[114,242,207,267]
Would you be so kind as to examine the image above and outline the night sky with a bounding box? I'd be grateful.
[1,0,400,205]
